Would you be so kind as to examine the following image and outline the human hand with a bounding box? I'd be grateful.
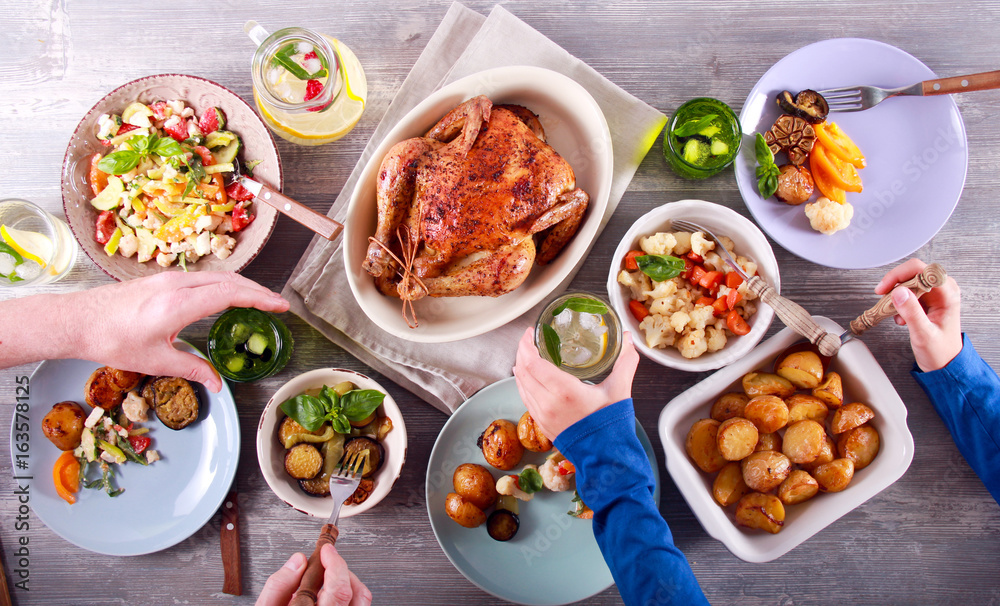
[512,327,640,440]
[256,544,372,606]
[66,271,289,392]
[875,258,962,372]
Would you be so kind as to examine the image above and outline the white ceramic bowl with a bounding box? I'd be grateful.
[658,317,915,562]
[607,199,778,372]
[257,369,407,518]
[343,65,613,343]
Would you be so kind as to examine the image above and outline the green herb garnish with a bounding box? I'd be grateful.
[672,114,718,138]
[754,133,780,199]
[552,297,609,317]
[279,385,385,434]
[272,43,328,80]
[635,254,686,282]
[518,468,544,494]
[97,133,184,176]
[541,323,562,367]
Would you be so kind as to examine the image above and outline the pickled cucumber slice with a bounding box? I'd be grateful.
[230,322,251,343]
[710,139,730,156]
[247,332,269,355]
[682,139,708,164]
[225,355,246,373]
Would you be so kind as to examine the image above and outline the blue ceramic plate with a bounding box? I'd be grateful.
[426,377,659,605]
[11,341,239,556]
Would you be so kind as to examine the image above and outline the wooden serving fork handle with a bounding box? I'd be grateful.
[746,276,842,357]
[289,524,340,606]
[850,263,948,336]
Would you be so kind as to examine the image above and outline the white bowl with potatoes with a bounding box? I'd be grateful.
[658,317,915,562]
[607,199,779,372]
[256,368,407,518]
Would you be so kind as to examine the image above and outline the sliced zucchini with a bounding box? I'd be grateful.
[135,227,158,263]
[122,102,154,127]
[103,227,123,256]
[211,136,242,165]
[205,130,237,149]
[247,332,269,355]
[203,162,234,175]
[91,176,124,210]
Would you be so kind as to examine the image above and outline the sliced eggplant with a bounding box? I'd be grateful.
[487,509,520,541]
[342,437,384,478]
[147,376,200,430]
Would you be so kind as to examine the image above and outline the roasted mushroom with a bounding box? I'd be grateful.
[774,164,815,205]
[776,90,829,124]
[764,115,817,165]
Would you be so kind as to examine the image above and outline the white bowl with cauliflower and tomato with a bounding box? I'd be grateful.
[607,199,779,372]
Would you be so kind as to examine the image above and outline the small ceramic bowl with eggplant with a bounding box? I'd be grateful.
[257,368,407,518]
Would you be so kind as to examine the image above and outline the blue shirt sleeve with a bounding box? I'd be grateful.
[912,335,1000,504]
[555,399,708,606]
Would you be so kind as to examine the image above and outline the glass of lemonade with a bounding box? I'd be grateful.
[534,292,623,380]
[208,308,294,382]
[246,21,367,146]
[663,97,742,180]
[0,199,77,287]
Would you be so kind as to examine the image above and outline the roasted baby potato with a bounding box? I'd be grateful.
[754,432,782,453]
[743,395,789,434]
[85,367,129,410]
[785,394,829,424]
[778,470,820,505]
[812,372,844,409]
[813,458,855,492]
[42,401,87,451]
[741,450,792,492]
[516,412,553,452]
[713,462,750,507]
[782,420,826,464]
[831,402,875,434]
[453,463,498,510]
[445,492,487,528]
[478,419,524,471]
[837,425,880,470]
[775,350,824,389]
[735,492,785,534]
[716,417,759,461]
[685,418,726,473]
[285,444,323,480]
[711,392,750,422]
[742,372,795,398]
[802,434,837,472]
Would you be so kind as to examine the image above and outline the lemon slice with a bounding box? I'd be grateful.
[552,310,608,369]
[1,225,52,268]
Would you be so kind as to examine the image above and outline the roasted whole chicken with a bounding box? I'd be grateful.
[363,95,590,306]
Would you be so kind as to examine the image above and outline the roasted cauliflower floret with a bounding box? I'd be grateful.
[805,197,854,235]
[639,232,677,256]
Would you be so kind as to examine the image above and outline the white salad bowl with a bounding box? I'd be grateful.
[607,199,778,372]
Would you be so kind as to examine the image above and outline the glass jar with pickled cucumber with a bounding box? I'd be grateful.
[663,97,742,179]
[208,308,293,382]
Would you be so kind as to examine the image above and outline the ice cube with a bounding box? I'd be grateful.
[0,252,15,276]
[303,58,322,74]
[14,260,41,281]
[295,42,313,54]
[561,344,592,367]
[552,309,572,328]
[577,312,600,330]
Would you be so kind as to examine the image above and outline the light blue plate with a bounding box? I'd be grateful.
[11,341,240,555]
[426,377,659,605]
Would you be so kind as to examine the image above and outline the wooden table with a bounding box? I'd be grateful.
[2,1,998,604]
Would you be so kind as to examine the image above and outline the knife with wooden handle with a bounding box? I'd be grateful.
[221,490,242,596]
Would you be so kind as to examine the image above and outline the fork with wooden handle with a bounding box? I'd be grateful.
[289,451,368,606]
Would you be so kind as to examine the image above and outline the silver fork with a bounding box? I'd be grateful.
[819,69,1000,112]
[290,450,369,606]
[670,219,841,356]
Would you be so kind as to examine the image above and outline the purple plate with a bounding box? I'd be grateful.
[735,38,968,269]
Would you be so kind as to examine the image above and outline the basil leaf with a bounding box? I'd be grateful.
[279,394,327,431]
[154,137,184,157]
[755,133,774,166]
[672,114,718,138]
[0,241,24,264]
[518,468,544,494]
[272,43,328,80]
[331,413,351,435]
[97,150,141,175]
[552,297,609,317]
[340,389,386,422]
[541,323,562,367]
[319,385,340,411]
[636,254,686,282]
[759,173,779,199]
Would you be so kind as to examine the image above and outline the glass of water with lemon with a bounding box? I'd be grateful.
[246,21,367,146]
[535,292,623,380]
[0,199,77,287]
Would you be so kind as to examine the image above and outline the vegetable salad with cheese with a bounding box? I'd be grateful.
[87,99,257,268]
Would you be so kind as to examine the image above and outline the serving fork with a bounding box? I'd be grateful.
[671,219,843,356]
[819,69,1000,112]
[290,450,369,606]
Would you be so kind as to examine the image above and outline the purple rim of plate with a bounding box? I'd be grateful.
[735,38,968,270]
[61,73,283,281]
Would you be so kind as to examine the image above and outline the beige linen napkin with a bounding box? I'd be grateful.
[283,3,667,414]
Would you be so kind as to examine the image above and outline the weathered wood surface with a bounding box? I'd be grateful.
[1,1,999,604]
